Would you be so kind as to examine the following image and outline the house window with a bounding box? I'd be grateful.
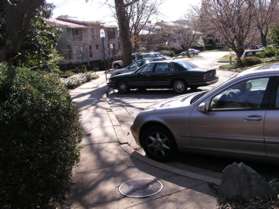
[107,28,116,39]
[89,45,93,58]
[72,29,83,41]
[65,45,72,60]
[96,44,99,50]
[91,28,95,39]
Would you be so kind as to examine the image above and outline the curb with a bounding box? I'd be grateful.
[105,95,222,186]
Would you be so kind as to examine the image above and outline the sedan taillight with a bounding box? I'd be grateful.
[204,70,216,80]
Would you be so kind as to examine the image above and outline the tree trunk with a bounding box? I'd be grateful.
[235,49,244,67]
[114,0,133,66]
[260,32,267,47]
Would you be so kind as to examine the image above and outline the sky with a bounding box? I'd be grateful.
[46,0,201,24]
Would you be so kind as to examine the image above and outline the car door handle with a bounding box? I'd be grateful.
[244,115,263,122]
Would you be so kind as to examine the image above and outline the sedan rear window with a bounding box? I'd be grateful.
[176,61,198,70]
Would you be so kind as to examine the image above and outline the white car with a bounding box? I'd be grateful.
[241,48,264,59]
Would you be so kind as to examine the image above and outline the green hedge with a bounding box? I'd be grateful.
[0,64,81,209]
[258,47,279,58]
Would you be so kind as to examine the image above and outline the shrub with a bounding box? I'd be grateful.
[0,64,81,209]
[271,26,279,47]
[241,56,262,67]
[258,47,279,58]
[60,70,75,78]
[62,72,99,89]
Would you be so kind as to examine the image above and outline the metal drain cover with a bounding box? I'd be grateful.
[119,179,163,198]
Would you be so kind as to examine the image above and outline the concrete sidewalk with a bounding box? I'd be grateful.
[68,72,218,209]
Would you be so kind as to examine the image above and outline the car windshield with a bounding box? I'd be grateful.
[190,73,239,104]
[176,60,198,69]
[190,92,207,104]
[142,53,161,59]
[127,63,138,70]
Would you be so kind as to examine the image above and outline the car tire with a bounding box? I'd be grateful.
[140,125,177,162]
[118,82,129,93]
[173,80,187,94]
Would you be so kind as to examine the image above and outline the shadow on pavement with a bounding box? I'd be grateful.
[175,152,279,181]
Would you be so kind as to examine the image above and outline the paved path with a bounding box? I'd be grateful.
[68,72,218,209]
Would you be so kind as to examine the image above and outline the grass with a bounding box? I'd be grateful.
[219,56,279,73]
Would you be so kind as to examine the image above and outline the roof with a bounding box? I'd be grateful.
[46,18,87,29]
[46,17,118,29]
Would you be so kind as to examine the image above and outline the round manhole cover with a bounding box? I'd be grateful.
[119,179,163,198]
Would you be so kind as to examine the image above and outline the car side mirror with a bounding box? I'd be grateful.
[198,102,209,113]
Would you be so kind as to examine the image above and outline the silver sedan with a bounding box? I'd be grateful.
[131,63,279,162]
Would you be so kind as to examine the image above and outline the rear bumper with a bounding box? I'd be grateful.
[189,77,218,86]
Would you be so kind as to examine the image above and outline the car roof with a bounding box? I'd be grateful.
[238,63,279,77]
[146,59,195,65]
[133,52,161,55]
[147,59,174,64]
[244,48,264,52]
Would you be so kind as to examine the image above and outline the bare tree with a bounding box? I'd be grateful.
[178,11,201,55]
[0,0,44,62]
[126,0,160,49]
[105,0,159,63]
[251,0,279,47]
[203,0,256,63]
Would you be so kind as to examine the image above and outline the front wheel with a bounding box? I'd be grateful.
[173,80,187,94]
[140,125,177,162]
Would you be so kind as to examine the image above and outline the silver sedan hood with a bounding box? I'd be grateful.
[148,92,200,110]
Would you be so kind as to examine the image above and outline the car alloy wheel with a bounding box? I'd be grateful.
[118,82,128,93]
[173,80,186,94]
[141,126,176,162]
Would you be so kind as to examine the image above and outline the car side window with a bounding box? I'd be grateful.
[154,63,170,73]
[210,78,269,111]
[174,63,186,72]
[139,64,154,74]
[275,85,279,108]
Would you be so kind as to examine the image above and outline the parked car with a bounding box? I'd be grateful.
[112,52,168,69]
[131,63,279,162]
[179,48,200,57]
[108,60,218,93]
[241,48,264,59]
